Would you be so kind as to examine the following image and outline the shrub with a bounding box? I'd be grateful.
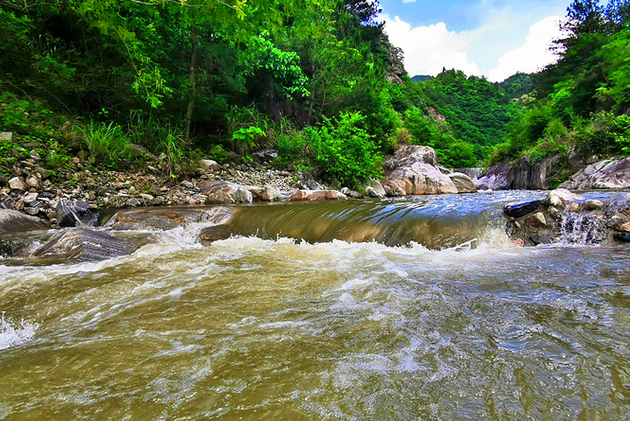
[307,112,383,187]
[80,121,133,168]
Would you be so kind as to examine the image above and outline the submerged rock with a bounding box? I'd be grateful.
[110,206,233,231]
[30,228,131,262]
[199,225,234,245]
[0,209,47,234]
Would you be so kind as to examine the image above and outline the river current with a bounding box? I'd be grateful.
[1,191,629,420]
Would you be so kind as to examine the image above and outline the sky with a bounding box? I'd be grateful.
[377,0,571,82]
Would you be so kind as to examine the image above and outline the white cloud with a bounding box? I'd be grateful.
[381,11,564,82]
[487,16,563,82]
[402,0,416,3]
[382,15,482,77]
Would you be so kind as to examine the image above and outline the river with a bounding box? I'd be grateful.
[1,191,629,420]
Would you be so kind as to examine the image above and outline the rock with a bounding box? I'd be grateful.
[8,177,27,191]
[560,157,630,190]
[252,149,279,162]
[199,225,234,245]
[288,190,348,201]
[234,186,253,204]
[367,179,387,197]
[365,186,384,198]
[507,155,560,190]
[448,172,477,193]
[568,203,581,213]
[384,145,438,169]
[56,199,99,227]
[247,186,282,202]
[20,192,39,206]
[199,180,251,204]
[0,209,47,234]
[544,188,584,208]
[111,207,232,231]
[200,159,221,172]
[584,200,605,210]
[340,187,361,199]
[617,222,630,233]
[30,228,131,262]
[383,146,458,195]
[475,163,511,191]
[26,174,42,190]
[505,200,543,218]
[0,132,13,141]
[181,180,194,189]
[528,212,548,227]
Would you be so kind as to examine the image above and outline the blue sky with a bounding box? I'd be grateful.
[377,0,571,81]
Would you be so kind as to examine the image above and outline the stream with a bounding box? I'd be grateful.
[1,191,630,420]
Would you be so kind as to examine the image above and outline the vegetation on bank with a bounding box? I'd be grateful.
[490,0,630,176]
[1,0,629,190]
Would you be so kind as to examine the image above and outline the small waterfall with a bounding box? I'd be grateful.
[559,213,609,245]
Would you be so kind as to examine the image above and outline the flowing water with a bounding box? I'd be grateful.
[1,191,630,420]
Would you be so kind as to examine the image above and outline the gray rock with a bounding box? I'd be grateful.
[448,172,477,193]
[234,186,253,204]
[56,199,99,227]
[560,157,630,190]
[383,146,457,196]
[8,177,27,191]
[0,209,47,234]
[475,163,511,191]
[111,207,232,231]
[30,228,131,262]
[252,149,278,162]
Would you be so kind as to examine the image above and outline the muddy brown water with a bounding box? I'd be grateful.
[1,191,630,420]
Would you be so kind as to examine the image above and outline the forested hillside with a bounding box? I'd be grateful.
[492,0,630,170]
[411,70,521,166]
[0,0,428,187]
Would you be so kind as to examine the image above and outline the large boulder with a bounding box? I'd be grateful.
[383,145,458,195]
[560,157,630,190]
[448,172,477,193]
[57,199,99,227]
[110,207,232,231]
[198,180,253,204]
[385,145,438,168]
[30,228,131,262]
[0,209,47,234]
[476,163,511,191]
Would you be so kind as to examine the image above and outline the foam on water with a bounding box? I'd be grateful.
[0,316,38,351]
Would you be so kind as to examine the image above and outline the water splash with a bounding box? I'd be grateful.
[560,213,608,245]
[0,316,38,351]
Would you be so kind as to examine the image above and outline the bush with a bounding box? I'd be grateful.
[80,121,133,168]
[307,112,383,187]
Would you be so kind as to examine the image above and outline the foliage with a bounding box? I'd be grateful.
[307,112,383,187]
[80,121,133,168]
[492,0,630,164]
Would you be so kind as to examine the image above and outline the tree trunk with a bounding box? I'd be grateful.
[184,21,198,142]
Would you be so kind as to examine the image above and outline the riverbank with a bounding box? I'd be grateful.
[0,142,325,228]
